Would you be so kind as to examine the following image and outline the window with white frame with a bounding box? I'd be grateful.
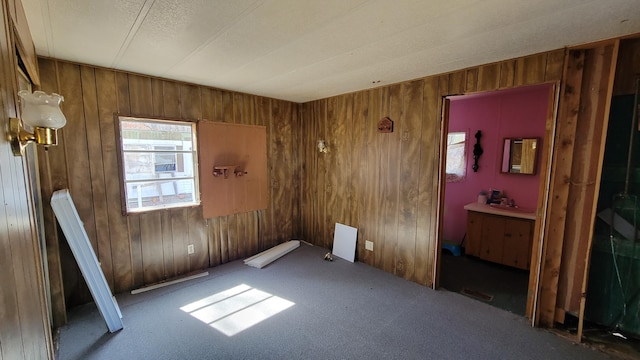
[118,116,199,213]
[446,131,467,183]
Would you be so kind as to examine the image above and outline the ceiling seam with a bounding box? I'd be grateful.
[110,0,156,68]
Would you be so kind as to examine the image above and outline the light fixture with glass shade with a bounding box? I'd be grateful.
[8,90,67,156]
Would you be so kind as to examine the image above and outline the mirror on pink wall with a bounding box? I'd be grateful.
[501,138,538,175]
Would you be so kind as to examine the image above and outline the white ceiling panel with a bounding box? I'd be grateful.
[20,0,640,103]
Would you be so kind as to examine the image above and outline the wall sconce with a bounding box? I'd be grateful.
[8,90,67,156]
[317,140,328,153]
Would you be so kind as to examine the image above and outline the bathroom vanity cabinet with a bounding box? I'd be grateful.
[464,203,535,270]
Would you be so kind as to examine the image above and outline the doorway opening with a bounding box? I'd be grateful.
[437,83,555,317]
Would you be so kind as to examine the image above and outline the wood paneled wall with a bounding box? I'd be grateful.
[0,0,53,358]
[298,50,565,288]
[548,41,624,329]
[37,58,299,308]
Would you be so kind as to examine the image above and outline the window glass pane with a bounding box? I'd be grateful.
[119,117,199,213]
[446,132,466,183]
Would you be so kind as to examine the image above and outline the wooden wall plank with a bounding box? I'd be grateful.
[315,100,328,248]
[351,91,367,260]
[258,96,275,249]
[170,208,189,275]
[57,61,95,305]
[188,207,208,270]
[465,68,478,93]
[545,49,566,82]
[499,60,516,88]
[128,75,153,116]
[272,99,294,243]
[162,81,181,118]
[558,44,617,316]
[477,63,500,92]
[415,77,440,286]
[160,210,175,278]
[383,84,401,275]
[79,65,114,289]
[95,68,132,293]
[367,89,383,267]
[613,38,640,95]
[515,53,547,86]
[36,57,67,326]
[115,70,144,289]
[396,80,423,280]
[325,97,339,248]
[448,71,466,95]
[208,217,222,266]
[536,50,585,326]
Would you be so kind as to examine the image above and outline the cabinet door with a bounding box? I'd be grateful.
[466,211,483,256]
[479,215,505,264]
[502,218,533,269]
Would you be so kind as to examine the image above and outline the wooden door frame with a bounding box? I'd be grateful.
[434,82,561,324]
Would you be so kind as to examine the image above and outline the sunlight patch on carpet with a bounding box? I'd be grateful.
[180,284,295,336]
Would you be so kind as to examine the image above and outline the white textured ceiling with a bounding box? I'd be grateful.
[21,0,640,103]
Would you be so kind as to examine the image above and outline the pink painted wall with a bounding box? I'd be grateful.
[443,83,552,245]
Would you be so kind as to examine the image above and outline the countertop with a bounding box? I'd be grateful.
[464,202,536,220]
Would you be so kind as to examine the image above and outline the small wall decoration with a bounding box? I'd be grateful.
[378,117,393,133]
[472,130,483,172]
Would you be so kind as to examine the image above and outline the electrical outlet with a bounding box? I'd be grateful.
[187,244,195,254]
[365,240,374,251]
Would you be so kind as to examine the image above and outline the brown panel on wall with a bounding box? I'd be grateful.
[139,212,164,284]
[465,68,478,93]
[166,209,186,275]
[200,122,268,218]
[181,84,201,120]
[257,96,275,250]
[613,38,640,96]
[515,53,547,86]
[150,78,164,116]
[160,210,175,278]
[162,81,181,118]
[414,78,438,286]
[315,100,329,248]
[396,80,424,281]
[351,91,368,261]
[80,65,114,289]
[36,57,67,326]
[477,63,500,92]
[536,50,585,327]
[545,49,567,82]
[383,84,402,275]
[557,44,617,317]
[188,207,208,270]
[499,60,516,88]
[57,61,94,306]
[271,99,294,245]
[128,75,153,117]
[448,71,466,95]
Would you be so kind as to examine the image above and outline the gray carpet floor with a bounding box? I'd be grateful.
[439,252,529,316]
[56,243,611,360]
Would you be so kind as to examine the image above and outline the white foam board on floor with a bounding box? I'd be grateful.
[51,189,123,333]
[332,223,357,263]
